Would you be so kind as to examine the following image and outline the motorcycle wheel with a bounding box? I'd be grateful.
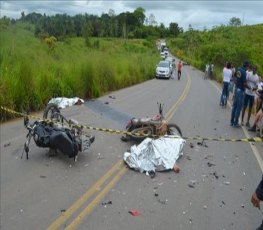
[129,126,153,142]
[43,103,61,121]
[167,123,182,137]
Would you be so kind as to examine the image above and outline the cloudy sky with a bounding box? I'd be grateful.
[1,1,262,30]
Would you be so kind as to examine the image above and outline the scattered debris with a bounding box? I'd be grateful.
[40,175,47,178]
[197,140,208,147]
[207,162,215,167]
[148,171,156,178]
[129,209,141,216]
[189,143,194,148]
[222,201,225,205]
[60,209,66,213]
[241,204,245,208]
[224,181,230,185]
[4,142,11,147]
[188,183,195,189]
[97,153,104,159]
[186,155,192,160]
[212,171,219,179]
[157,198,168,205]
[101,201,112,206]
[154,193,159,197]
[109,95,116,99]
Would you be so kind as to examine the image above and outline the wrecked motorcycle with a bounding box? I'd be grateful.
[121,103,182,142]
[22,103,95,161]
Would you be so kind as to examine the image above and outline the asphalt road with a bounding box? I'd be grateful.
[1,60,263,230]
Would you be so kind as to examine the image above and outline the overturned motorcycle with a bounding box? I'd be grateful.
[22,103,95,161]
[121,103,182,142]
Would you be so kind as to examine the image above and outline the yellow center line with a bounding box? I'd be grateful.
[47,160,124,230]
[166,73,192,122]
[210,80,263,172]
[47,73,192,230]
[65,167,128,230]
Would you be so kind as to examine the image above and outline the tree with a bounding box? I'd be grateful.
[133,7,146,26]
[169,22,180,37]
[148,14,157,26]
[228,17,241,26]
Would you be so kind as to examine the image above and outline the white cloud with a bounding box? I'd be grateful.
[0,1,262,30]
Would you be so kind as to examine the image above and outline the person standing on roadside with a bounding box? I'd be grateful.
[251,175,263,230]
[204,63,209,79]
[220,62,232,107]
[230,60,249,127]
[177,61,182,80]
[209,63,214,79]
[254,77,263,115]
[241,65,259,127]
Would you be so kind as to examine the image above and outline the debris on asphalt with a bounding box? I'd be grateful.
[104,102,109,104]
[40,175,47,178]
[60,209,66,213]
[101,201,112,206]
[224,181,230,185]
[207,162,215,167]
[189,143,194,148]
[186,155,192,160]
[241,204,245,208]
[109,95,116,99]
[157,198,168,205]
[97,153,104,159]
[129,209,141,216]
[203,205,207,210]
[212,171,219,179]
[188,183,195,188]
[4,142,11,147]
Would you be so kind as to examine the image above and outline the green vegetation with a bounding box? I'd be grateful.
[168,24,263,82]
[0,22,159,120]
[1,12,262,121]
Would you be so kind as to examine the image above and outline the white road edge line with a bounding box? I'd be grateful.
[210,80,263,172]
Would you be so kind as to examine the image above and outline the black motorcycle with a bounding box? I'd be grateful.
[22,103,95,161]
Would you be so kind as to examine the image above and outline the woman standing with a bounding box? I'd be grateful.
[220,62,232,107]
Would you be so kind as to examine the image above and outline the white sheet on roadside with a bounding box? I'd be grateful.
[48,97,84,109]
[124,136,185,173]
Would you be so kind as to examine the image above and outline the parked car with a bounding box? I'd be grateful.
[156,60,173,79]
[163,47,169,57]
[160,51,166,59]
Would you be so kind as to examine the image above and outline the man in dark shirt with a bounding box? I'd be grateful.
[230,60,249,127]
[251,175,263,230]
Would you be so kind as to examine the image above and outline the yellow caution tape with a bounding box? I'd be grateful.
[1,106,262,142]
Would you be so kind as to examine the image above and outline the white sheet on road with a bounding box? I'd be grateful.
[124,136,185,173]
[48,97,84,109]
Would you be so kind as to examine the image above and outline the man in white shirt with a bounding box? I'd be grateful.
[241,65,259,127]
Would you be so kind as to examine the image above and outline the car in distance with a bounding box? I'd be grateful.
[156,60,172,79]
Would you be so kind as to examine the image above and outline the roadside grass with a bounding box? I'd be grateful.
[0,24,159,120]
[168,24,263,82]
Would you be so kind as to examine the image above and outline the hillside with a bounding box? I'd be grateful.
[0,22,160,120]
[168,24,263,81]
